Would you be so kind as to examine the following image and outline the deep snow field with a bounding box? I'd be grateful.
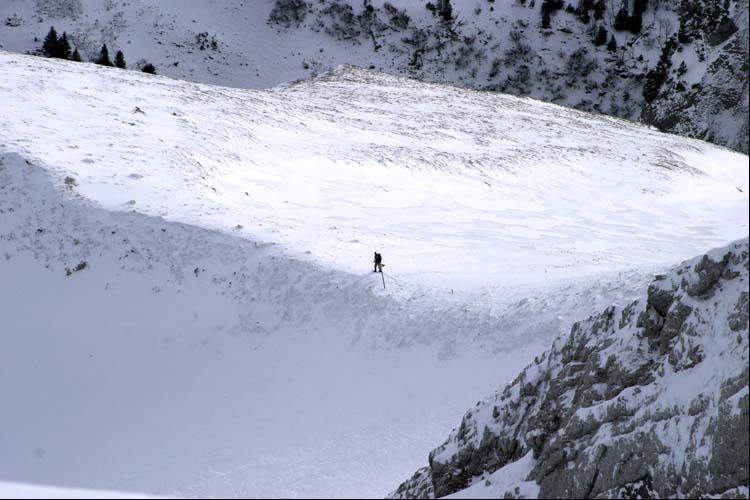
[0,51,747,498]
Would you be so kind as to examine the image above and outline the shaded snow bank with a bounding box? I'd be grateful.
[0,481,161,499]
[0,152,649,497]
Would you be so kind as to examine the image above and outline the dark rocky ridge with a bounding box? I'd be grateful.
[390,239,749,499]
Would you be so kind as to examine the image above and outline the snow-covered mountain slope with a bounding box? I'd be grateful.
[1,51,747,293]
[0,52,747,497]
[390,239,750,499]
[1,0,747,154]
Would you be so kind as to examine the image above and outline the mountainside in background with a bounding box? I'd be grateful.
[390,239,749,499]
[0,51,747,497]
[0,0,747,153]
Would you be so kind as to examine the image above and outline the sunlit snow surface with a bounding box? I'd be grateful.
[0,52,747,498]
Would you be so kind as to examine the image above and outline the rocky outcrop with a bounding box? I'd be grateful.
[390,240,750,499]
[643,1,749,154]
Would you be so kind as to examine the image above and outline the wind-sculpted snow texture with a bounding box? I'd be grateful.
[1,52,747,294]
[0,52,747,497]
[391,240,750,499]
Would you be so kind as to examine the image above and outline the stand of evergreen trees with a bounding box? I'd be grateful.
[613,0,648,33]
[643,35,678,102]
[426,0,453,23]
[42,27,71,59]
[39,27,156,74]
[539,0,564,28]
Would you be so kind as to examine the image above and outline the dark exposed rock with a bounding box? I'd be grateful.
[390,240,749,499]
[708,19,739,46]
[647,284,675,316]
[687,253,731,298]
[660,301,693,354]
[729,292,749,332]
[642,0,748,154]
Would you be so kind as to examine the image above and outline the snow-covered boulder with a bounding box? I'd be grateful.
[390,239,749,499]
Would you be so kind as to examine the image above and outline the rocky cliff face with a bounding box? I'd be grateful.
[390,240,749,499]
[643,0,749,154]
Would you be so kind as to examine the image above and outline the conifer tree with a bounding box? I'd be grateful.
[633,0,648,17]
[629,10,643,32]
[630,0,647,33]
[58,32,71,60]
[42,26,59,58]
[141,62,157,74]
[114,50,126,69]
[677,61,688,77]
[594,25,608,45]
[607,35,618,51]
[643,36,677,102]
[96,44,113,66]
[613,2,630,31]
[593,0,606,20]
[542,9,551,28]
[437,0,453,22]
[71,48,82,62]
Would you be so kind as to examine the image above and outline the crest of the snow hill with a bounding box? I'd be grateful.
[0,0,746,153]
[280,63,384,86]
[390,239,750,499]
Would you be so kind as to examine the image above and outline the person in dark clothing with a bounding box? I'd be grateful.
[373,252,383,273]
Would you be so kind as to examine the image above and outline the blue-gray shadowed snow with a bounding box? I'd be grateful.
[390,239,749,499]
[0,0,747,154]
[0,481,158,499]
[0,51,747,498]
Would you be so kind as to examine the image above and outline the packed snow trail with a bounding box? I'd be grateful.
[0,52,747,497]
